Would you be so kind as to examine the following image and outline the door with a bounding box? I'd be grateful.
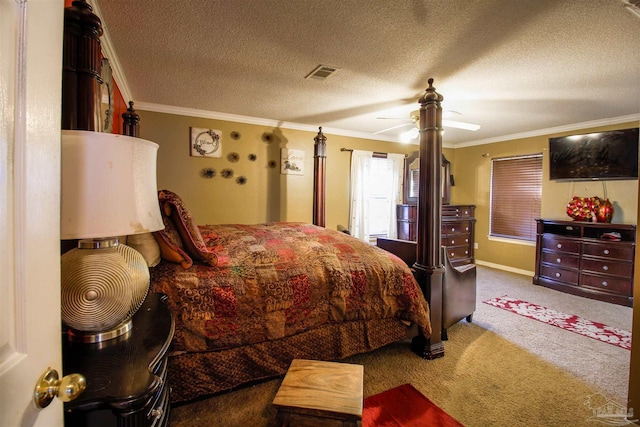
[0,1,66,426]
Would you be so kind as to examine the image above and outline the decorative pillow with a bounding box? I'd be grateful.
[152,215,193,269]
[126,232,161,267]
[158,189,217,266]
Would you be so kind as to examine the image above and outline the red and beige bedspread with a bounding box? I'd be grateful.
[151,222,431,353]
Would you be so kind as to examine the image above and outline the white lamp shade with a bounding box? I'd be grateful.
[61,130,164,239]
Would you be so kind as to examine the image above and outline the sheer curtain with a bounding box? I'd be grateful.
[385,153,405,239]
[349,151,405,242]
[349,150,374,241]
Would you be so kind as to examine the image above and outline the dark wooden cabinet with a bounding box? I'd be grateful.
[396,204,475,266]
[533,219,635,307]
[396,204,418,241]
[63,292,175,427]
[441,205,475,266]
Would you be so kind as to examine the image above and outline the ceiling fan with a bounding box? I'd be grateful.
[374,110,480,137]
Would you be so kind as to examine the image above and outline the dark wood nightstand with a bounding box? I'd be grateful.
[62,292,175,427]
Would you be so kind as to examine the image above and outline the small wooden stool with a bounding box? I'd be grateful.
[273,359,364,427]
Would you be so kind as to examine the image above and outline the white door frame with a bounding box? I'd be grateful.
[0,0,65,426]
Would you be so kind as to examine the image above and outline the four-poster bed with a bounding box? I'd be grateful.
[145,80,447,404]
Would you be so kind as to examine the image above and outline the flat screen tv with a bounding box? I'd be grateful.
[549,127,639,180]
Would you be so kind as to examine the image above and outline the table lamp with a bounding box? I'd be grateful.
[60,130,164,343]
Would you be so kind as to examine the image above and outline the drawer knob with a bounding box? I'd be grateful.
[555,272,561,278]
[603,265,609,271]
[556,258,562,263]
[450,252,455,257]
[557,243,562,249]
[465,227,469,231]
[602,281,608,287]
[603,249,610,255]
[451,228,455,232]
[465,238,469,243]
[451,240,455,244]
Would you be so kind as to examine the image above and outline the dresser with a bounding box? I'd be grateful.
[533,219,635,307]
[63,292,175,426]
[396,204,476,266]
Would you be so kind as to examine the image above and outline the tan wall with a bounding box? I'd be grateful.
[449,121,639,274]
[138,110,418,230]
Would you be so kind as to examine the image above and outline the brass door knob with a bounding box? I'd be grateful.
[33,367,86,409]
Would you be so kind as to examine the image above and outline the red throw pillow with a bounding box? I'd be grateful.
[152,215,193,269]
[158,190,217,266]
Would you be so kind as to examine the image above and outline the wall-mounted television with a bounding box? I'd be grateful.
[549,127,639,180]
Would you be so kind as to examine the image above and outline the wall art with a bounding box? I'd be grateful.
[281,148,304,175]
[190,127,222,158]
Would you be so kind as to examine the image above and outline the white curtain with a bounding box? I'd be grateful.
[349,151,405,242]
[385,153,405,239]
[349,150,374,241]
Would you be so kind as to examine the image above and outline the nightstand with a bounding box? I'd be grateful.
[62,292,175,427]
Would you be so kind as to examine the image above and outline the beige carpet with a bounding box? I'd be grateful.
[169,266,633,427]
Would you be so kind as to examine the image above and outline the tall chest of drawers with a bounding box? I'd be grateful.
[396,204,476,266]
[441,205,476,266]
[533,219,635,307]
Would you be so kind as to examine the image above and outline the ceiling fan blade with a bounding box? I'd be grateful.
[373,122,414,135]
[442,119,481,131]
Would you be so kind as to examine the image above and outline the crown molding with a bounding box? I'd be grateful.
[453,114,640,148]
[134,101,402,144]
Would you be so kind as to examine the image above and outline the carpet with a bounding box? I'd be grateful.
[483,295,631,350]
[362,384,464,427]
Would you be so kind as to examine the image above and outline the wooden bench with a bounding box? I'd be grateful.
[273,359,364,427]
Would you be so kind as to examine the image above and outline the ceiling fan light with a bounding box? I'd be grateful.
[442,119,481,131]
[400,127,419,143]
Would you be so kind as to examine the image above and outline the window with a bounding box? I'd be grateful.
[349,151,404,243]
[490,154,542,241]
[367,157,397,239]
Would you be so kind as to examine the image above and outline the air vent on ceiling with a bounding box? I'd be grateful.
[305,65,339,81]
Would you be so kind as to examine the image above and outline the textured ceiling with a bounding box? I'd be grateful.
[92,0,640,146]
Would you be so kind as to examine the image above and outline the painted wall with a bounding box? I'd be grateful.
[448,121,639,274]
[137,110,418,230]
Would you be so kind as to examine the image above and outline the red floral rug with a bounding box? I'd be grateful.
[483,295,631,350]
[363,383,465,427]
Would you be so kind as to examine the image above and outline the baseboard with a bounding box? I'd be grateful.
[475,259,534,277]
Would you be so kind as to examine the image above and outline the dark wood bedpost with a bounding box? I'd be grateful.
[122,101,140,137]
[62,0,104,131]
[313,127,327,227]
[411,79,445,359]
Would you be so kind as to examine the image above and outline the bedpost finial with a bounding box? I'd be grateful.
[419,78,444,105]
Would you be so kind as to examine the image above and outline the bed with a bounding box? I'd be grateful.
[149,189,431,403]
[145,79,447,404]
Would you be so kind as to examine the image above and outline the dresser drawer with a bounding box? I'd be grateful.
[442,221,472,235]
[581,273,632,295]
[541,251,580,269]
[445,246,472,260]
[581,258,633,278]
[540,265,579,285]
[582,242,634,260]
[396,204,417,221]
[442,234,470,248]
[541,235,580,254]
[442,205,473,218]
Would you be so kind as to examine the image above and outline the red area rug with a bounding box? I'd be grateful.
[363,383,464,427]
[483,295,631,350]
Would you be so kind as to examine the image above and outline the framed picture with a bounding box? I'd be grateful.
[281,148,304,175]
[190,127,222,158]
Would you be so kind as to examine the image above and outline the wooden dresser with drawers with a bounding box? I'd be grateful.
[533,219,635,307]
[396,204,476,266]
